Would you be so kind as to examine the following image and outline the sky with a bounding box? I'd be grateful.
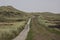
[0,0,60,13]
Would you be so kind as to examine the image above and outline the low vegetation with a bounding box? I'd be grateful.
[26,12,60,40]
[37,13,60,34]
[0,21,26,40]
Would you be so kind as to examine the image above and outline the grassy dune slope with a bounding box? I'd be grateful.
[0,6,30,40]
[0,6,30,21]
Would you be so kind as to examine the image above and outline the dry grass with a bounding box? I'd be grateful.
[0,21,26,40]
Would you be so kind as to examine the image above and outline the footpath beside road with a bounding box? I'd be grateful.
[12,18,31,40]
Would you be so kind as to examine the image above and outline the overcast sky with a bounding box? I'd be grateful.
[0,0,60,13]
